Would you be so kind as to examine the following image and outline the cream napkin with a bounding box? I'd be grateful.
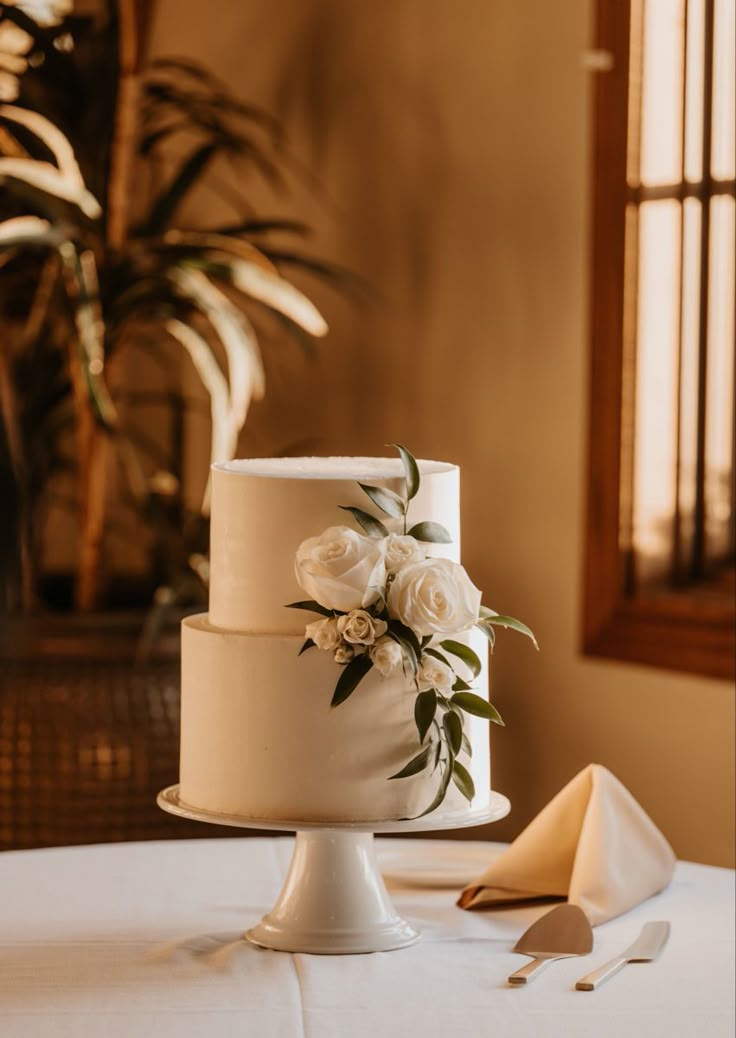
[458,764,676,925]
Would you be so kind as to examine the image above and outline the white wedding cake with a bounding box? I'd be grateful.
[179,456,494,822]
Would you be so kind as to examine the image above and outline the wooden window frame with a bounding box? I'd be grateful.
[583,0,735,681]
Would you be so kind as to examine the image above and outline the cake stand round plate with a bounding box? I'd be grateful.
[158,785,510,955]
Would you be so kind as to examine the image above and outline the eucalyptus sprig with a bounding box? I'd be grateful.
[288,443,538,818]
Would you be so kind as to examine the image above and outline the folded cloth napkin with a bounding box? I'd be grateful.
[457,763,676,925]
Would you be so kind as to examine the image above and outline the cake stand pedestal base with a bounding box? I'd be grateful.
[157,785,510,954]
[246,830,418,953]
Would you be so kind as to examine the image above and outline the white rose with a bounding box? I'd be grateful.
[295,525,387,612]
[416,656,455,693]
[383,533,426,573]
[387,558,481,636]
[370,636,404,677]
[305,616,340,651]
[337,609,388,645]
[334,643,356,664]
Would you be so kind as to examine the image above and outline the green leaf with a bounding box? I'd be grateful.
[451,692,505,725]
[415,760,454,817]
[286,600,334,617]
[144,142,218,233]
[358,482,406,518]
[452,760,476,803]
[476,621,496,651]
[387,620,421,674]
[407,521,453,544]
[480,613,539,649]
[452,676,472,692]
[414,689,437,743]
[389,443,420,500]
[461,732,473,758]
[442,710,463,756]
[388,742,434,780]
[389,632,418,675]
[330,654,373,707]
[424,647,452,669]
[440,639,482,677]
[338,506,389,538]
[432,734,443,773]
[298,638,315,655]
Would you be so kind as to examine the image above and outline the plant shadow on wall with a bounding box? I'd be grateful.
[0,0,347,850]
[0,0,345,626]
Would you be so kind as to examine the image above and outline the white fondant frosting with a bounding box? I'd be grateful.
[180,615,490,822]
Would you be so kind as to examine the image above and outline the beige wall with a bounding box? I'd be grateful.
[150,0,735,866]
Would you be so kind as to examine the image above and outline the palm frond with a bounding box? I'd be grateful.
[0,157,101,217]
[0,104,84,187]
[169,264,264,449]
[57,242,117,428]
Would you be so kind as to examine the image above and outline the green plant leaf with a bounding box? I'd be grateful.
[424,647,452,668]
[388,630,418,675]
[452,677,472,692]
[358,482,406,518]
[432,732,443,772]
[414,689,437,743]
[286,600,334,617]
[298,638,315,656]
[388,742,434,780]
[451,692,505,725]
[338,506,389,538]
[461,732,473,758]
[442,710,463,756]
[480,613,538,649]
[331,653,373,707]
[452,760,476,803]
[476,621,496,651]
[144,142,218,233]
[407,521,453,544]
[415,760,454,818]
[389,443,420,500]
[439,639,482,677]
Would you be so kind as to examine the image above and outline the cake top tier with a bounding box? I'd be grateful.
[215,457,457,480]
[208,455,461,634]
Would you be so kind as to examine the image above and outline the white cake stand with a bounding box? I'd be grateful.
[157,784,510,955]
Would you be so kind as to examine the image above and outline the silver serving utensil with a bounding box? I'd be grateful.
[576,921,670,990]
[508,904,593,985]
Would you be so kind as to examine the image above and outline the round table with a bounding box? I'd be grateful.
[0,836,733,1037]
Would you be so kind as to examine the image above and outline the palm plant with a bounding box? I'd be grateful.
[0,1,330,613]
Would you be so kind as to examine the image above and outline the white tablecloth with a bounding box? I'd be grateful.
[0,837,733,1037]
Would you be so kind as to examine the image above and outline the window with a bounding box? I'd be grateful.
[584,0,735,680]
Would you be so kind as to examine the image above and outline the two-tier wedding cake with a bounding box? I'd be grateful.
[179,454,513,823]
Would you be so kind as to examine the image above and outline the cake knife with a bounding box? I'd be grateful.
[575,921,670,990]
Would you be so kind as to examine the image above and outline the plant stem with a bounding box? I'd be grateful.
[75,0,155,610]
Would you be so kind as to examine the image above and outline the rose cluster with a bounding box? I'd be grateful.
[295,525,482,676]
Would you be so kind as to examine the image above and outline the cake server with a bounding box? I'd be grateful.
[575,921,670,990]
[508,904,593,984]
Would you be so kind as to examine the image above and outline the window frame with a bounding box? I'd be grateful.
[583,0,735,682]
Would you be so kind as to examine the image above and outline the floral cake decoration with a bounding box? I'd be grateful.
[287,445,537,816]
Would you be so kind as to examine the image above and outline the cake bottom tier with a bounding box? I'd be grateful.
[180,615,492,823]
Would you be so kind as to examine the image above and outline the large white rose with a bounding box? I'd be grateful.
[337,609,387,646]
[295,525,387,612]
[416,656,454,693]
[383,533,426,573]
[387,558,481,636]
